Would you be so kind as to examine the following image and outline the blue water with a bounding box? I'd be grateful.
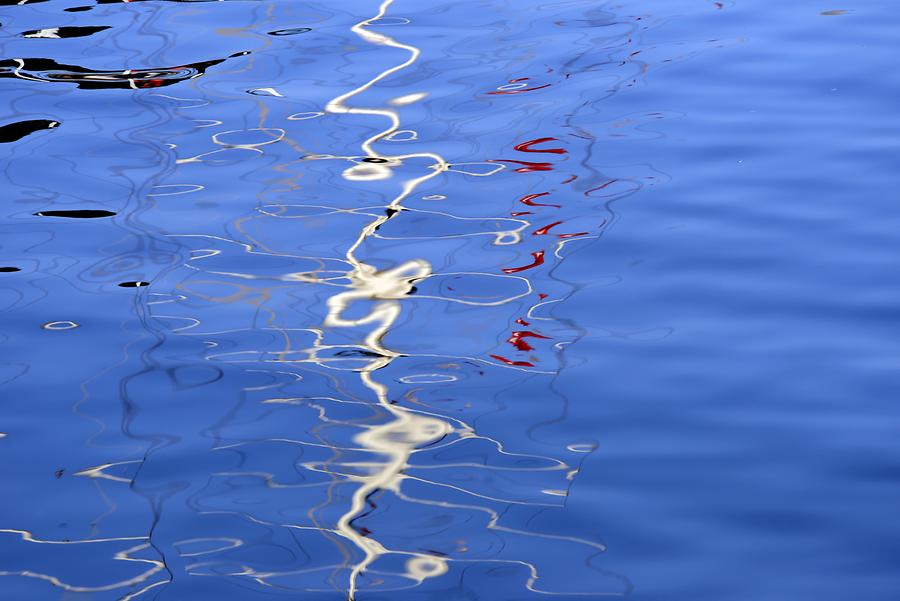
[2,1,900,599]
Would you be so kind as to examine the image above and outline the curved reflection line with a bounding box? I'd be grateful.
[0,531,164,593]
[300,0,592,588]
[316,1,459,597]
[0,529,147,545]
[132,0,617,595]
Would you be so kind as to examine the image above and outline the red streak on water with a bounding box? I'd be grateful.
[585,179,618,195]
[519,192,560,208]
[538,293,548,299]
[508,330,551,351]
[532,221,563,236]
[561,174,578,184]
[557,231,589,239]
[514,137,567,154]
[490,354,535,367]
[516,318,530,326]
[511,211,533,216]
[502,251,545,274]
[491,159,554,173]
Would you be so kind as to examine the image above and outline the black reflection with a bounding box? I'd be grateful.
[35,209,116,218]
[96,0,254,3]
[22,26,111,39]
[63,6,93,12]
[0,119,58,143]
[0,53,247,89]
[268,27,312,36]
[334,349,388,359]
[0,267,22,273]
[118,281,150,288]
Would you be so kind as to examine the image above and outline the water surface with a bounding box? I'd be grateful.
[2,1,900,599]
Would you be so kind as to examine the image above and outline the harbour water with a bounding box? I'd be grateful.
[2,1,900,599]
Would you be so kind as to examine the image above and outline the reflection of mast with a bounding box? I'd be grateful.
[319,1,453,597]
[326,261,453,599]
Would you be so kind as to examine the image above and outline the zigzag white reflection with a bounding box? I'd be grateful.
[130,1,615,597]
[320,2,453,597]
[295,1,609,598]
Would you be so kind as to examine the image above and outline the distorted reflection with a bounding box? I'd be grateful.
[1,0,659,598]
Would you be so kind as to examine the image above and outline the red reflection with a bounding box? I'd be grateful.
[490,354,535,367]
[519,192,560,208]
[502,251,545,274]
[584,179,618,195]
[513,137,567,154]
[532,221,563,236]
[508,330,550,352]
[491,159,554,173]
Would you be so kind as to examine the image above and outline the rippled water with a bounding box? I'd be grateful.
[3,1,900,599]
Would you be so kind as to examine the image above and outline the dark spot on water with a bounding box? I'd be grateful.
[0,55,239,89]
[268,27,312,36]
[362,157,389,164]
[335,349,385,358]
[408,286,418,295]
[35,209,116,218]
[63,6,93,12]
[0,267,21,273]
[385,208,401,218]
[0,119,59,143]
[54,469,64,479]
[118,281,150,288]
[22,26,110,38]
